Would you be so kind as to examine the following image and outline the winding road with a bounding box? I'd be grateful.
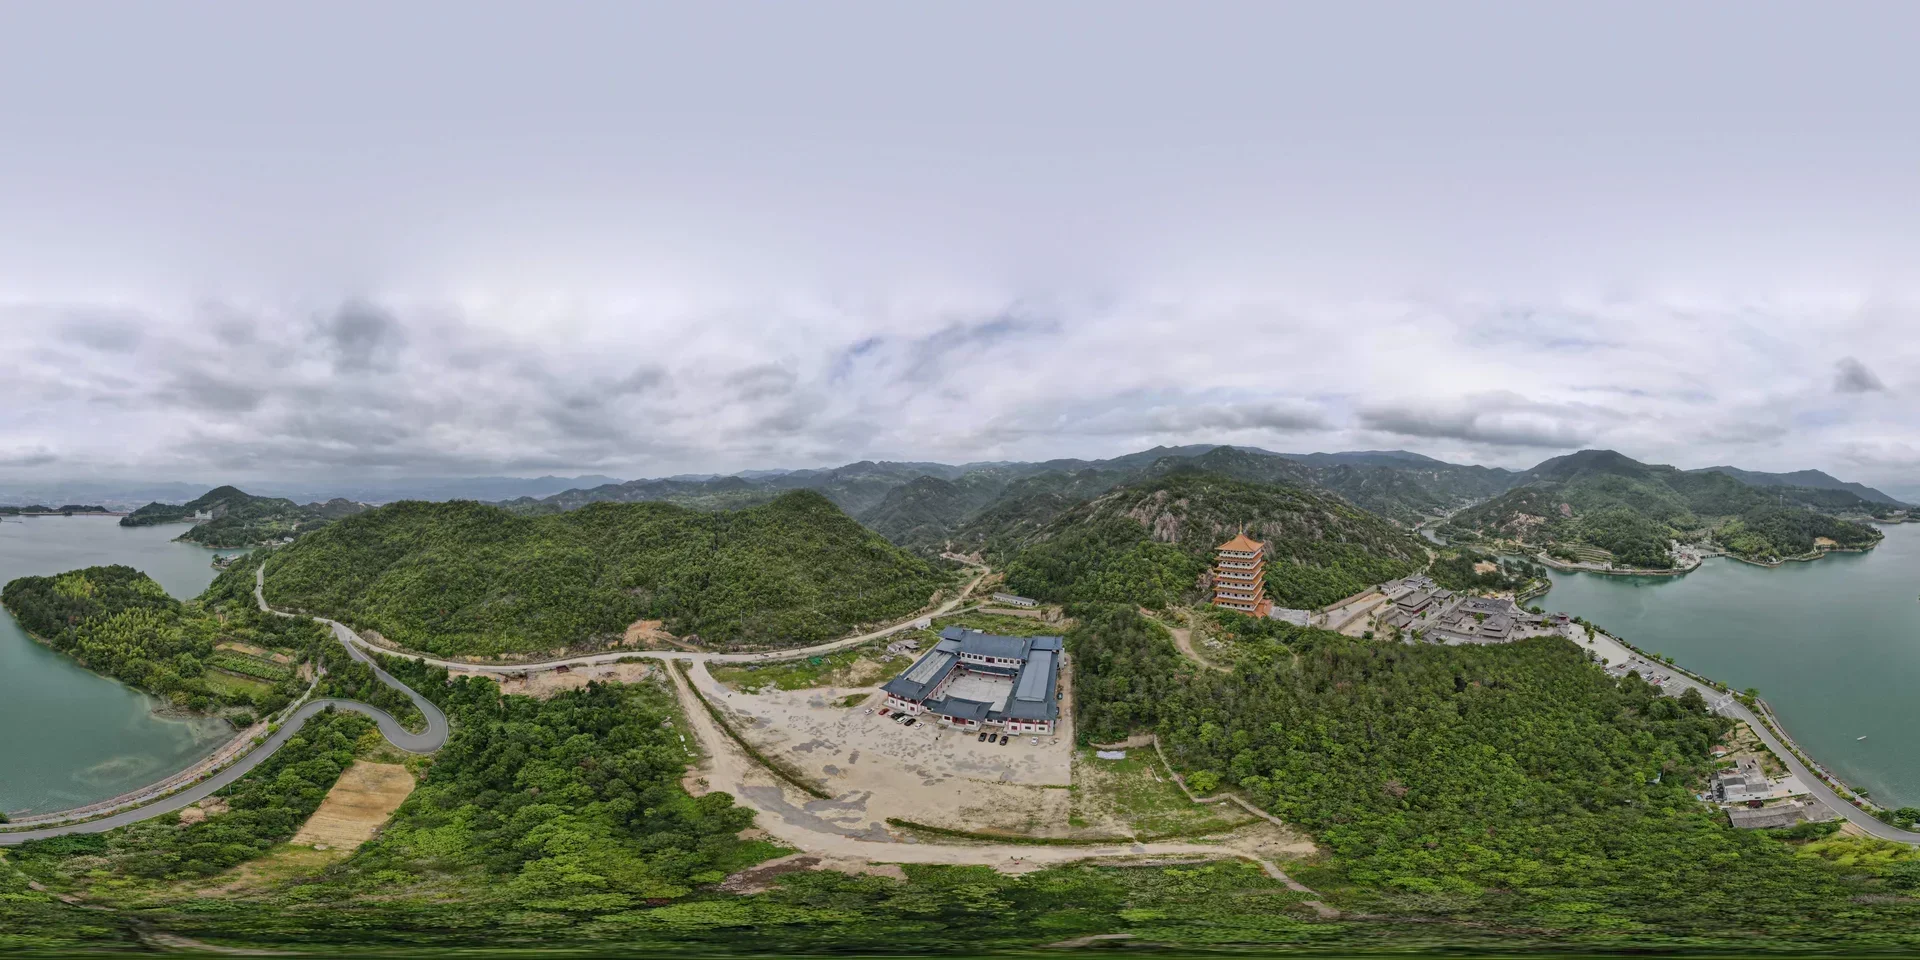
[1581,627,1920,844]
[0,571,448,846]
[1,564,982,844]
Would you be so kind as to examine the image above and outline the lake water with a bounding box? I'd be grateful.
[0,516,242,815]
[1540,522,1920,809]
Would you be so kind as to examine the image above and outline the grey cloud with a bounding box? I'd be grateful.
[59,310,145,354]
[1359,399,1598,448]
[727,364,799,403]
[319,301,407,373]
[155,372,268,413]
[1130,402,1330,434]
[1835,357,1886,394]
[0,448,58,468]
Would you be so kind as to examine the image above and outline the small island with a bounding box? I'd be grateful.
[120,485,368,547]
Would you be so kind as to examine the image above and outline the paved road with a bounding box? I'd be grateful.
[1581,627,1920,844]
[283,564,991,674]
[0,570,449,845]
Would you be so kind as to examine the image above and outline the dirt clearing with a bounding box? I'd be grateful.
[291,761,415,850]
[455,660,654,698]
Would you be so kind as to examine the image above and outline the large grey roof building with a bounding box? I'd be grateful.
[881,626,1065,735]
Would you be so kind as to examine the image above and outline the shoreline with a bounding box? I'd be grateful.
[1538,562,1903,815]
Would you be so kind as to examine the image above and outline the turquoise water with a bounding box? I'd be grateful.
[1540,522,1920,808]
[0,516,242,815]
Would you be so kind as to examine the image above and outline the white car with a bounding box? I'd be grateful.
[1030,737,1038,745]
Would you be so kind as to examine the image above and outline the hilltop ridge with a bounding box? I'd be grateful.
[1444,449,1888,567]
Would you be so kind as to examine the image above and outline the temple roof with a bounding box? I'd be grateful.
[1217,533,1263,553]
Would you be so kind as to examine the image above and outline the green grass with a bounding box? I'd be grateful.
[707,642,880,692]
[204,670,274,698]
[934,610,1064,636]
[207,651,293,681]
[1072,750,1255,837]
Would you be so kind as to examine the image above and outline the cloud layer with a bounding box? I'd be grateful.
[4,5,1920,488]
[4,294,1917,487]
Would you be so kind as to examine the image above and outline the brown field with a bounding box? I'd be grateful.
[215,640,293,664]
[456,660,655,698]
[291,761,416,850]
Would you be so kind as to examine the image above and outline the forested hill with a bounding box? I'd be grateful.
[495,445,1523,556]
[120,485,368,547]
[260,490,950,657]
[1442,449,1886,567]
[998,470,1428,610]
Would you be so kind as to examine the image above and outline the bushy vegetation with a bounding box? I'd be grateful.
[261,491,948,656]
[1,557,428,728]
[120,485,355,547]
[1000,471,1426,610]
[1448,449,1883,565]
[11,710,375,885]
[1,564,303,715]
[1428,548,1546,593]
[1066,605,1920,938]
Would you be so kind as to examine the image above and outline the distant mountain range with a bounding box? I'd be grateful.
[13,447,1904,561]
[0,475,624,510]
[1443,449,1894,568]
[1688,466,1904,506]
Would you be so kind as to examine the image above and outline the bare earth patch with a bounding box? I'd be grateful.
[291,761,416,850]
[455,661,654,698]
[625,618,700,650]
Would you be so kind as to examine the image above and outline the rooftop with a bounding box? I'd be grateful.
[1217,533,1263,553]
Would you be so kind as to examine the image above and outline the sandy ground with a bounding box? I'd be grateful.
[453,661,655,698]
[664,660,1321,880]
[1170,625,1227,672]
[690,660,1078,836]
[291,761,416,849]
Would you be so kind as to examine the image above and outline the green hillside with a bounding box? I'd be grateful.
[120,485,364,547]
[0,561,416,725]
[260,490,949,656]
[998,470,1428,610]
[1444,450,1883,566]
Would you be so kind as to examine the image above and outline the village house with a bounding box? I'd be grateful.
[880,626,1064,735]
[1715,757,1771,804]
[1727,801,1812,830]
[990,592,1039,608]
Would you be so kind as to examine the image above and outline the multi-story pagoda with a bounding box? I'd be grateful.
[1212,532,1271,616]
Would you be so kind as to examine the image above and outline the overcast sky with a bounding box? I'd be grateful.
[5,2,1920,487]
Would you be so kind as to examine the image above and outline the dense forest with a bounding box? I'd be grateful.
[1426,548,1547,594]
[2,564,285,716]
[999,471,1427,610]
[1066,603,1920,940]
[261,491,950,656]
[0,558,428,728]
[119,485,364,547]
[1445,450,1885,565]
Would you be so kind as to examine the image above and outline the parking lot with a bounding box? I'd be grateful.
[689,660,1077,835]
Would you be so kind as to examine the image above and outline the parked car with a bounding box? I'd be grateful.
[878,708,890,717]
[894,714,909,723]
[999,734,1009,745]
[903,718,916,727]
[977,732,988,742]
[1030,737,1038,745]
